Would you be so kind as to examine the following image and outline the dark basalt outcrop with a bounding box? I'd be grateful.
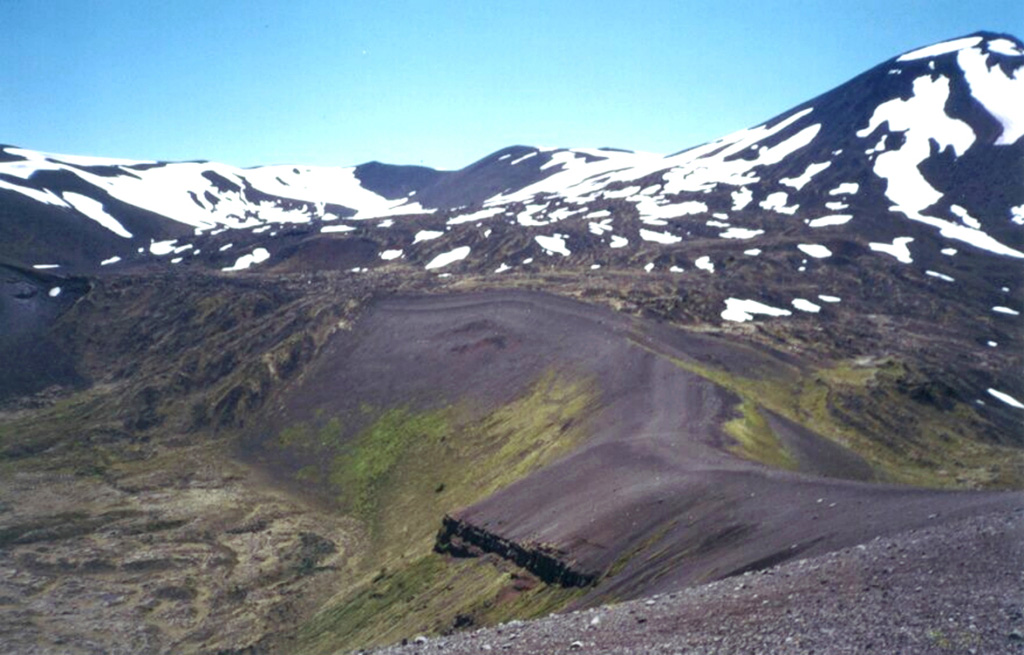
[435,514,597,588]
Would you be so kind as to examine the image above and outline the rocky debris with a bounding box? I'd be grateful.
[435,514,597,587]
[0,441,356,655]
[371,508,1024,655]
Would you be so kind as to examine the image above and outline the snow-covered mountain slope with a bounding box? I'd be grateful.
[2,32,1021,278]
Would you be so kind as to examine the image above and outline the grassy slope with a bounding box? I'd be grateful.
[649,347,1024,488]
[284,370,597,653]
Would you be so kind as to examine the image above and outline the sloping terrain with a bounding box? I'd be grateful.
[0,31,1022,655]
[373,507,1024,655]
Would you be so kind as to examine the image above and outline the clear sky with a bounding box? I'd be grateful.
[2,1,1021,170]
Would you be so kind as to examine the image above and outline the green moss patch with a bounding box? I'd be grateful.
[289,369,598,652]
[642,342,1024,488]
[723,400,797,471]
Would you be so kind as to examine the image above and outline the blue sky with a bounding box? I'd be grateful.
[2,1,1021,169]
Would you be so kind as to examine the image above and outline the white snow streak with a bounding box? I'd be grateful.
[828,183,859,196]
[721,298,792,322]
[63,193,133,238]
[535,234,571,256]
[988,38,1023,56]
[925,270,955,282]
[448,207,503,225]
[780,161,831,190]
[896,36,982,61]
[222,248,270,272]
[987,388,1024,409]
[808,214,852,228]
[0,178,70,207]
[731,187,753,211]
[958,46,1024,145]
[791,298,821,312]
[760,191,799,215]
[719,227,764,239]
[869,237,914,263]
[639,228,683,244]
[797,244,832,258]
[413,230,444,243]
[425,246,470,270]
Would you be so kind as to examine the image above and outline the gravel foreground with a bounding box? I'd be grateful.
[367,507,1024,655]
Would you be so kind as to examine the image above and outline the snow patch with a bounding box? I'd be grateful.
[63,192,133,238]
[828,183,859,196]
[896,36,982,61]
[425,246,471,270]
[321,225,356,233]
[448,206,503,225]
[150,240,178,256]
[0,178,71,207]
[509,152,537,166]
[721,298,792,322]
[100,256,122,266]
[639,228,682,244]
[958,46,1024,144]
[48,287,61,298]
[950,204,981,229]
[380,249,404,261]
[869,237,914,264]
[719,227,764,239]
[731,187,753,211]
[808,214,852,228]
[791,298,821,313]
[609,235,628,249]
[695,256,714,273]
[780,161,831,190]
[413,230,444,243]
[992,306,1020,316]
[222,247,270,272]
[818,295,841,303]
[988,38,1024,56]
[925,270,955,282]
[743,248,762,256]
[535,234,571,256]
[759,191,798,215]
[797,244,832,258]
[987,388,1024,409]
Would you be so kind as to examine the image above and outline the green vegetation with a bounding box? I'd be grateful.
[723,400,798,470]
[329,408,450,519]
[284,369,599,652]
[298,554,582,652]
[640,342,1024,488]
